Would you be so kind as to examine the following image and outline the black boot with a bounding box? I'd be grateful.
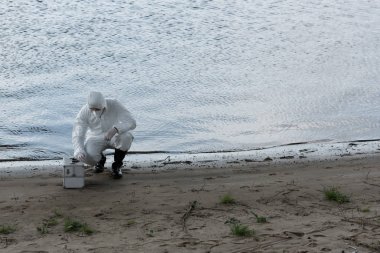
[94,154,106,173]
[112,149,127,179]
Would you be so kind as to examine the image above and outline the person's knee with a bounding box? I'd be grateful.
[82,155,97,166]
[85,150,102,165]
[84,137,105,164]
[114,132,133,151]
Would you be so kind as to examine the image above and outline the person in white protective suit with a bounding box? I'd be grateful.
[72,91,136,179]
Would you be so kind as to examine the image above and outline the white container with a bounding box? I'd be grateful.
[63,157,85,189]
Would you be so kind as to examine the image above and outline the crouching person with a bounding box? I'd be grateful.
[72,91,136,179]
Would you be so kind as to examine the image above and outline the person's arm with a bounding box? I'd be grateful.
[113,100,136,134]
[72,106,89,157]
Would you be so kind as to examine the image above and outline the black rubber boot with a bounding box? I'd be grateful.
[94,154,106,173]
[112,149,127,179]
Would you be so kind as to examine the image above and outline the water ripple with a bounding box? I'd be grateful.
[0,0,379,159]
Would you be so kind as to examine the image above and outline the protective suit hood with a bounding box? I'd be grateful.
[88,91,106,110]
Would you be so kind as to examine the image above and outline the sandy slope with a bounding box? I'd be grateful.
[1,155,379,253]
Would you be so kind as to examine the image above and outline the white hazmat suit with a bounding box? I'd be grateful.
[72,92,136,166]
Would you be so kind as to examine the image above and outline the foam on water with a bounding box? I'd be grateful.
[0,0,380,160]
[1,140,379,177]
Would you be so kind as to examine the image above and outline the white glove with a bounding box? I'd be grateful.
[104,127,118,141]
[76,152,86,162]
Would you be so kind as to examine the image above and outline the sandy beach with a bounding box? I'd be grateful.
[1,155,380,253]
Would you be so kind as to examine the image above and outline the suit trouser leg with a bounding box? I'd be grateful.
[83,132,133,167]
[109,132,134,152]
[83,136,108,166]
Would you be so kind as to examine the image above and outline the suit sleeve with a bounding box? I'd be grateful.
[72,106,89,156]
[113,101,136,134]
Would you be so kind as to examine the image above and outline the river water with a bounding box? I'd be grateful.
[0,0,379,160]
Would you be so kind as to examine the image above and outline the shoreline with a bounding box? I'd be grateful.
[0,154,379,252]
[1,139,380,178]
[2,138,380,164]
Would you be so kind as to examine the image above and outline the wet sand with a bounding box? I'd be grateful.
[1,155,380,253]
